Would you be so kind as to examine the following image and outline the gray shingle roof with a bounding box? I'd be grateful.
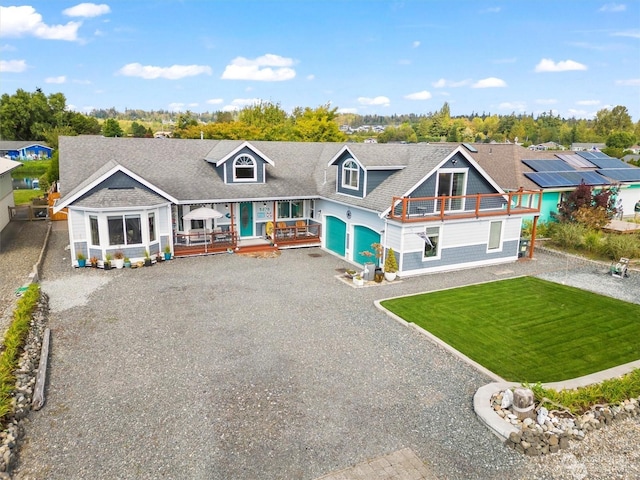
[57,137,468,214]
[0,141,51,151]
[0,157,23,175]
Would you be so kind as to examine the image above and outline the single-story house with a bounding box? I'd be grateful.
[54,136,541,275]
[0,141,52,160]
[0,157,23,234]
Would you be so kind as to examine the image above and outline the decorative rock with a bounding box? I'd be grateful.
[501,389,513,409]
[537,406,548,425]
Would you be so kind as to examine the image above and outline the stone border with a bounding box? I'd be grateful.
[0,221,53,476]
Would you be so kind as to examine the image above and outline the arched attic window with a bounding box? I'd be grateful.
[342,159,359,189]
[234,154,257,181]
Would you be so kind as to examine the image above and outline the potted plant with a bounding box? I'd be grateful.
[144,250,152,266]
[76,252,86,268]
[384,248,398,281]
[89,256,99,268]
[359,242,383,281]
[163,244,172,260]
[352,274,364,287]
[156,251,163,263]
[104,253,113,270]
[345,268,356,279]
[113,251,125,269]
[124,257,131,268]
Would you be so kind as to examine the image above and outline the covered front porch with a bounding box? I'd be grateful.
[173,218,321,257]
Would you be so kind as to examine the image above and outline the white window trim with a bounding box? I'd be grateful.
[487,220,504,253]
[422,225,442,261]
[341,160,360,191]
[434,168,468,213]
[233,154,257,182]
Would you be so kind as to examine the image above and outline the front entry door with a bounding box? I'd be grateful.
[239,202,254,237]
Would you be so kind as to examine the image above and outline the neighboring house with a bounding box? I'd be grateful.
[0,141,52,160]
[528,142,566,151]
[0,157,22,234]
[460,144,640,223]
[570,143,605,152]
[54,137,541,275]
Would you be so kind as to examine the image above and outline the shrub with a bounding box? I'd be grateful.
[549,222,589,249]
[582,230,604,255]
[603,233,640,260]
[384,248,398,273]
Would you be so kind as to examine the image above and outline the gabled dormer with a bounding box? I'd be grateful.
[328,145,403,199]
[205,141,274,185]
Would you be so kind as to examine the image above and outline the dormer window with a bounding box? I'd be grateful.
[342,160,359,190]
[234,154,256,181]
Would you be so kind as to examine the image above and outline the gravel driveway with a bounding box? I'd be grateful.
[11,223,640,479]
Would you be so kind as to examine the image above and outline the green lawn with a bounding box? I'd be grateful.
[380,277,640,382]
[13,189,45,205]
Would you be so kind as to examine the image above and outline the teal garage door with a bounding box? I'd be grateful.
[326,216,346,256]
[354,225,380,265]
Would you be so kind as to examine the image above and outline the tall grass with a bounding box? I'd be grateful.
[548,222,640,260]
[0,284,39,420]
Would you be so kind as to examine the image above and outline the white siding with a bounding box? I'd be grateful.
[70,209,86,241]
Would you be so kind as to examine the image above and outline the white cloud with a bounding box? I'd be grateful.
[168,102,184,111]
[481,7,501,13]
[612,30,640,38]
[221,54,296,81]
[222,105,239,112]
[357,96,390,107]
[534,58,587,72]
[222,98,262,111]
[616,78,640,86]
[536,98,558,105]
[0,44,16,52]
[337,107,358,114]
[412,40,420,48]
[432,78,471,88]
[472,77,507,88]
[45,75,66,84]
[306,74,315,80]
[498,102,526,111]
[0,6,81,41]
[404,90,432,100]
[63,3,111,18]
[188,103,198,108]
[576,99,600,106]
[117,63,212,80]
[598,3,626,12]
[0,59,27,72]
[206,98,224,105]
[397,59,411,65]
[566,108,590,117]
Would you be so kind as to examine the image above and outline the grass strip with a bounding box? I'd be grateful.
[527,369,640,415]
[0,284,40,420]
[13,189,45,205]
[380,277,640,382]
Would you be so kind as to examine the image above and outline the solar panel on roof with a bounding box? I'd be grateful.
[585,158,631,169]
[556,153,596,169]
[559,171,610,186]
[522,159,575,172]
[576,151,611,160]
[597,168,640,182]
[525,170,610,188]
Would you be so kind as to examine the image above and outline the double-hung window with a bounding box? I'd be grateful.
[89,215,99,245]
[342,160,359,190]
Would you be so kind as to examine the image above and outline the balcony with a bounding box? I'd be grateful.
[389,189,542,223]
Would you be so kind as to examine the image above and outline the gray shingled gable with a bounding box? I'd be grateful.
[59,137,498,215]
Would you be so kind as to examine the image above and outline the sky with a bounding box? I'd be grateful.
[1,1,639,121]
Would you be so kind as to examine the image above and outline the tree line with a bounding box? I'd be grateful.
[1,89,638,158]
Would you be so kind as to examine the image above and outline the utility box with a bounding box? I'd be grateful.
[518,238,530,258]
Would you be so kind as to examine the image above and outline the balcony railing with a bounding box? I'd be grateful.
[274,223,321,243]
[389,189,542,223]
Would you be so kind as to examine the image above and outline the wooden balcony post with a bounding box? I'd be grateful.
[401,197,407,221]
[475,193,481,217]
[529,215,539,259]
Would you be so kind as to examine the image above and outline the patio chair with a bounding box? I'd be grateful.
[295,220,308,236]
[610,257,630,279]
